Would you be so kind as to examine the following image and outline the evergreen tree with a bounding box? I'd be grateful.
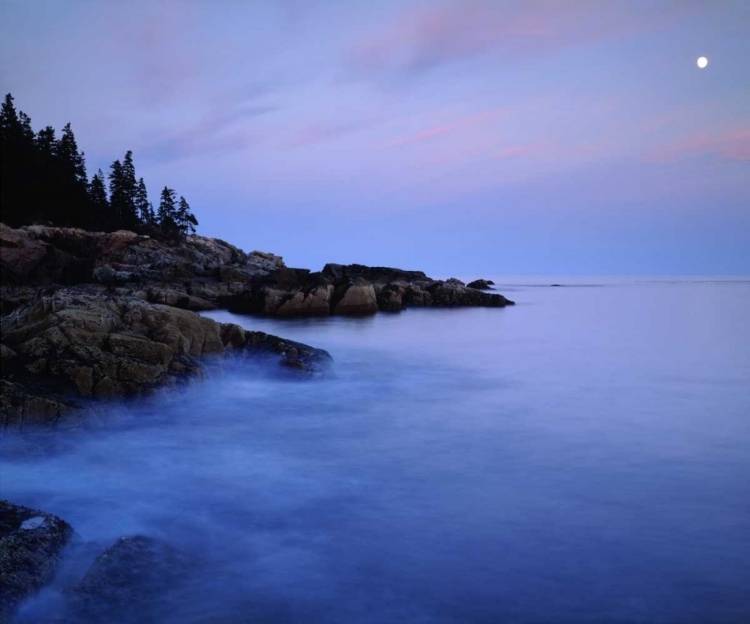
[108,159,125,225]
[18,112,34,142]
[1,93,200,236]
[58,122,87,183]
[135,178,151,225]
[90,169,109,210]
[0,93,20,137]
[158,186,177,224]
[36,126,56,154]
[176,196,198,235]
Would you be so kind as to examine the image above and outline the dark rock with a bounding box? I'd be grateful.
[322,263,428,284]
[0,500,74,624]
[467,279,494,290]
[446,278,465,286]
[376,283,404,312]
[425,281,512,307]
[64,535,193,624]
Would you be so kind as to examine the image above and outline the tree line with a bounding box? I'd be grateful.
[0,93,197,238]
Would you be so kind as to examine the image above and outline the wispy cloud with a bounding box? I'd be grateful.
[141,101,280,163]
[385,109,513,149]
[347,0,716,83]
[648,126,750,163]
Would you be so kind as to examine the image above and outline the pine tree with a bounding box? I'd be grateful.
[135,178,150,225]
[158,187,176,222]
[119,150,139,229]
[157,186,179,238]
[90,169,108,209]
[58,122,87,183]
[18,112,34,142]
[108,159,125,226]
[0,93,20,138]
[176,196,198,235]
[36,126,56,154]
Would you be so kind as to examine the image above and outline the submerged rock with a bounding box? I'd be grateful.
[64,535,194,624]
[0,501,74,624]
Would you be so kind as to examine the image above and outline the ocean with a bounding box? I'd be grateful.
[3,276,749,623]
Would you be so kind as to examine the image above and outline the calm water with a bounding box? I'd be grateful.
[2,277,750,623]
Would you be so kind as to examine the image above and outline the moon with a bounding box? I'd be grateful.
[697,56,708,69]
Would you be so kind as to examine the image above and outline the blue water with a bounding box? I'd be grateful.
[3,277,750,623]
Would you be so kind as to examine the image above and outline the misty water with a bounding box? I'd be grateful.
[3,277,750,623]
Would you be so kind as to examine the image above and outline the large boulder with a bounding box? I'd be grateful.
[0,501,74,624]
[0,288,332,428]
[331,277,378,315]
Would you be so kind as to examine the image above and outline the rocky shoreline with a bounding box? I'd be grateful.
[0,223,515,621]
[1,223,513,428]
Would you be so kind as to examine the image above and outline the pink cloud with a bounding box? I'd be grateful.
[649,126,750,163]
[492,140,551,160]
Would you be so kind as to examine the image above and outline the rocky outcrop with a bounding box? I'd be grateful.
[467,279,495,290]
[0,223,285,313]
[228,264,514,317]
[0,501,74,624]
[0,288,332,428]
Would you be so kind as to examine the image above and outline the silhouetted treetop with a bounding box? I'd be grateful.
[0,92,198,238]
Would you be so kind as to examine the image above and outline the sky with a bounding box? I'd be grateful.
[1,0,749,274]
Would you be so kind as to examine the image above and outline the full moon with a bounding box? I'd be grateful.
[697,56,708,69]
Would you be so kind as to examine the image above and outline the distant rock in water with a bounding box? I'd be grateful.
[466,279,495,290]
[229,263,514,317]
[0,500,74,624]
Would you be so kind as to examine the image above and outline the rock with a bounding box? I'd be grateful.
[0,224,284,310]
[0,289,332,427]
[229,264,514,317]
[376,283,404,312]
[425,280,511,307]
[331,277,378,315]
[467,279,495,290]
[0,500,74,624]
[322,263,428,284]
[228,270,333,317]
[64,535,193,624]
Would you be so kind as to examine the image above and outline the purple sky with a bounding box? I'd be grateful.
[2,0,749,274]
